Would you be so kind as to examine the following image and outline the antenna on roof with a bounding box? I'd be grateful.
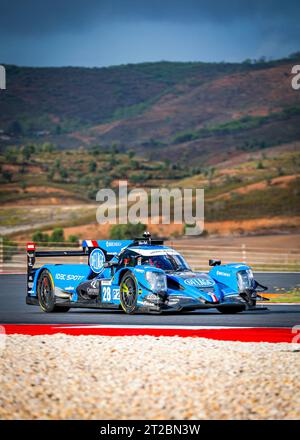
[143,231,151,243]
[132,231,164,246]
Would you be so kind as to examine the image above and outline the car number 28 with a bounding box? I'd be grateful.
[102,286,120,302]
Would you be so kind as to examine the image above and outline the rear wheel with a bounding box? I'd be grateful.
[120,272,138,314]
[37,270,70,313]
[217,306,245,314]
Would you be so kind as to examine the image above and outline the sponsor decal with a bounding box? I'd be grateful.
[87,288,99,296]
[89,248,106,273]
[131,248,180,257]
[216,271,230,277]
[168,298,180,305]
[90,280,99,289]
[55,273,85,281]
[210,293,218,302]
[87,280,99,296]
[101,279,112,286]
[134,268,144,273]
[184,277,215,287]
[101,285,120,302]
[141,300,156,307]
[106,241,122,247]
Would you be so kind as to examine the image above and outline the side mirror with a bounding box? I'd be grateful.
[103,261,119,269]
[209,259,221,267]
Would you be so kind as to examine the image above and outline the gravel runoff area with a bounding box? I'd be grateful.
[0,335,299,420]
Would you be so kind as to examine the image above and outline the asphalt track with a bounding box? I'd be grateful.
[0,273,299,327]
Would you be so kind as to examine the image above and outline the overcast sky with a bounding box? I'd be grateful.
[0,0,299,67]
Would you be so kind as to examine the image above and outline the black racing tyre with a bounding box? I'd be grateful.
[217,306,245,314]
[120,272,138,314]
[37,269,70,313]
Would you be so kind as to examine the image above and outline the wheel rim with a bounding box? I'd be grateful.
[121,277,137,309]
[41,276,51,307]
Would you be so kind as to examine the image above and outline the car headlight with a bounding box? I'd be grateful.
[145,271,167,293]
[237,269,254,292]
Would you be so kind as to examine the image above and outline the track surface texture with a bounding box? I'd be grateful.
[0,273,299,327]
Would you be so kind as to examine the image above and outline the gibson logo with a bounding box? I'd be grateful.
[0,65,6,90]
[184,278,215,287]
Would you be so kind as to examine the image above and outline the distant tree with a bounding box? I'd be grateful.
[19,164,26,174]
[289,51,300,59]
[164,159,171,169]
[22,144,35,161]
[87,188,97,200]
[2,170,13,182]
[256,161,265,170]
[130,160,139,170]
[4,150,17,163]
[20,180,27,192]
[59,168,68,180]
[32,230,49,243]
[79,175,92,186]
[47,168,55,181]
[51,228,64,243]
[54,159,61,169]
[68,235,79,244]
[103,175,112,187]
[111,143,119,154]
[109,153,117,167]
[128,150,135,159]
[110,223,146,240]
[208,167,215,178]
[88,160,97,173]
[42,142,55,153]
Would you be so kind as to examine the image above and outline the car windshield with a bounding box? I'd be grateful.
[141,253,190,272]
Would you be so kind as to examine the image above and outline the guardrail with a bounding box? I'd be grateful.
[0,239,299,273]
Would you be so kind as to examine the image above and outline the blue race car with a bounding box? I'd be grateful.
[26,232,268,314]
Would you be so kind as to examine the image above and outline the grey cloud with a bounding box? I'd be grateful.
[0,0,299,35]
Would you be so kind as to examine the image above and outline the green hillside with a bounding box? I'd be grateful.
[1,55,299,166]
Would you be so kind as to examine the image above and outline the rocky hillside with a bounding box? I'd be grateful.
[1,55,300,165]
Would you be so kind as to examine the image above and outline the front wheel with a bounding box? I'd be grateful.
[37,270,70,313]
[120,272,138,314]
[217,306,245,314]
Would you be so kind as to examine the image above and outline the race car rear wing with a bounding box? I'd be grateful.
[26,242,88,292]
[27,233,165,282]
[82,234,164,254]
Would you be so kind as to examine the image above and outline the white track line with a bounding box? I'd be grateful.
[55,325,255,330]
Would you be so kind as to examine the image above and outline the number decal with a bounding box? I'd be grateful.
[102,286,111,302]
[113,289,120,300]
[101,285,120,302]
